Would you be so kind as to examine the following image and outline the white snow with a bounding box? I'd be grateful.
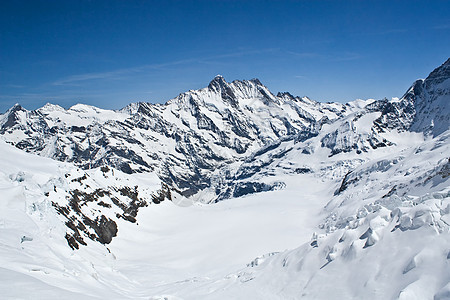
[0,123,448,299]
[0,64,449,298]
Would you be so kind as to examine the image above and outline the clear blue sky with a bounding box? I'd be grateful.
[1,0,450,112]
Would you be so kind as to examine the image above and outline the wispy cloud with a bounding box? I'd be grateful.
[51,49,278,86]
[433,24,450,30]
[330,52,362,62]
[1,84,25,89]
[205,48,279,60]
[0,92,82,101]
[286,51,323,58]
[286,50,362,62]
[52,70,132,86]
[51,60,190,86]
[352,28,408,37]
[377,28,408,35]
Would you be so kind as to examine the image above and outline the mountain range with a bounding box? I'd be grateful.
[0,58,449,299]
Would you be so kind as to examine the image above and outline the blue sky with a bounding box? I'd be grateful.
[1,0,450,112]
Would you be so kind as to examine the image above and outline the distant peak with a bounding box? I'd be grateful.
[277,92,294,98]
[443,57,450,66]
[7,103,24,114]
[68,103,98,113]
[211,74,226,82]
[40,103,65,112]
[426,57,450,83]
[249,78,262,85]
[12,103,22,110]
[208,75,228,90]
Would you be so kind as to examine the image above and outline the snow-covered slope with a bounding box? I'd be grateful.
[2,60,448,202]
[1,126,448,299]
[0,139,171,298]
[0,58,449,299]
[196,132,449,300]
[407,58,450,136]
[0,75,346,199]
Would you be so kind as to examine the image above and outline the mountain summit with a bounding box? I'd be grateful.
[406,58,450,135]
[1,60,449,200]
[0,74,343,199]
[0,59,449,299]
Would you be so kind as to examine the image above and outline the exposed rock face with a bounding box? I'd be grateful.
[48,167,168,250]
[0,59,449,202]
[408,59,450,136]
[0,77,343,200]
[369,58,450,136]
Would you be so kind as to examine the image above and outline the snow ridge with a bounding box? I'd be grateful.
[0,58,448,299]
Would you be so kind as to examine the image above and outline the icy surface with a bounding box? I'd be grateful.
[0,59,449,299]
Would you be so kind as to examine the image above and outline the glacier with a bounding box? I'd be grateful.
[0,58,449,299]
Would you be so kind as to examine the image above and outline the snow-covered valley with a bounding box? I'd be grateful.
[0,59,449,299]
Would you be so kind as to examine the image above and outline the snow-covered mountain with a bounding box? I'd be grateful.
[0,58,448,299]
[0,75,346,200]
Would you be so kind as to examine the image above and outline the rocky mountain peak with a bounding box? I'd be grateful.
[208,74,229,90]
[249,78,263,85]
[1,103,26,130]
[0,59,448,201]
[38,103,65,113]
[402,58,450,136]
[426,57,450,86]
[276,92,296,101]
[7,103,24,113]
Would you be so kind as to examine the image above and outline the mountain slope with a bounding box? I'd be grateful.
[0,59,448,299]
[1,60,448,201]
[190,131,450,300]
[0,76,346,199]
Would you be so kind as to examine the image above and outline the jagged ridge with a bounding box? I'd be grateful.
[0,59,449,202]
